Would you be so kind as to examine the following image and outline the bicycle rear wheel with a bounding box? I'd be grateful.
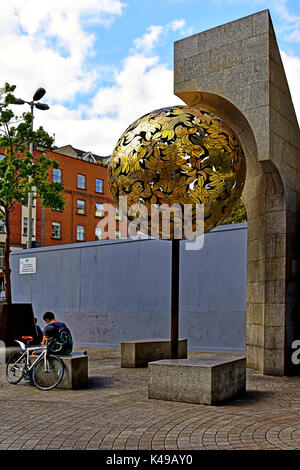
[6,352,27,384]
[32,354,64,390]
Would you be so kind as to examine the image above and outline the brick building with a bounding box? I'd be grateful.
[0,145,119,289]
[0,196,24,291]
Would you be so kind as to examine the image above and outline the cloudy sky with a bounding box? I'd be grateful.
[1,0,300,156]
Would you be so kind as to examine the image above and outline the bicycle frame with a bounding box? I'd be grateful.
[7,338,64,390]
[14,340,49,373]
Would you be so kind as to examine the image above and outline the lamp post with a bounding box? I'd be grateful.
[13,88,50,248]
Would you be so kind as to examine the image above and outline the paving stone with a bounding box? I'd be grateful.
[0,348,300,450]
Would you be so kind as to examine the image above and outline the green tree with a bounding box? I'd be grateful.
[219,198,247,225]
[0,83,65,304]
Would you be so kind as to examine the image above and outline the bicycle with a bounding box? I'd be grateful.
[6,336,64,391]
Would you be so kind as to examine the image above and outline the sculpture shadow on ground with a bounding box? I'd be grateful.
[88,376,116,389]
[214,390,276,407]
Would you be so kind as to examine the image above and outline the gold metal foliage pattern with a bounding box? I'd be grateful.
[108,105,246,238]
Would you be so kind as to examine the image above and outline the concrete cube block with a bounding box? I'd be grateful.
[148,356,246,405]
[29,351,88,389]
[57,352,88,389]
[121,338,187,367]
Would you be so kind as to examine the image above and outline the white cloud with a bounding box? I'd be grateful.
[40,51,184,156]
[132,19,191,55]
[5,1,299,160]
[21,17,186,156]
[280,49,300,121]
[0,0,126,101]
[93,53,183,123]
[34,25,300,157]
[169,19,186,31]
[168,19,193,36]
[284,29,300,43]
[1,4,186,156]
[272,1,300,44]
[44,27,300,157]
[133,26,164,54]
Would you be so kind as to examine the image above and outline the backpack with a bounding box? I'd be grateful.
[51,323,73,355]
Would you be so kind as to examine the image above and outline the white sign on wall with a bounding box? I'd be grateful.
[20,257,36,275]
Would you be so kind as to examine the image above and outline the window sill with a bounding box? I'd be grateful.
[51,237,62,240]
[76,212,86,216]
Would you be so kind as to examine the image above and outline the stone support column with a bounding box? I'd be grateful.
[174,9,300,375]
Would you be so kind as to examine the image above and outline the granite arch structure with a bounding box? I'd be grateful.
[174,10,300,375]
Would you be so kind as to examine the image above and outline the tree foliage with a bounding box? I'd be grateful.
[0,82,65,304]
[0,83,64,215]
[219,198,247,225]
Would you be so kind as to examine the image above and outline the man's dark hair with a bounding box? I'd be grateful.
[43,311,55,322]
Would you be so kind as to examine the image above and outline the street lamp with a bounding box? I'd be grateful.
[13,88,50,249]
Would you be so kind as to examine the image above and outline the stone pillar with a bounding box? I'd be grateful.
[174,9,300,375]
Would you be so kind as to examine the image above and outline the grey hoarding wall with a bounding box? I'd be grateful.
[10,223,247,353]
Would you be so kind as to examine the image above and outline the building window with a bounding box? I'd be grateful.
[0,220,5,233]
[95,203,104,217]
[95,178,103,193]
[24,194,36,207]
[77,199,85,215]
[115,230,121,239]
[23,217,28,236]
[77,225,85,241]
[23,218,34,237]
[52,222,61,239]
[53,168,62,183]
[77,174,86,190]
[0,247,4,269]
[95,227,102,241]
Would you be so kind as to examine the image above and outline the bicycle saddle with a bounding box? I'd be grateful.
[22,336,33,342]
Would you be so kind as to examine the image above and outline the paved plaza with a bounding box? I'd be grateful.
[0,348,300,451]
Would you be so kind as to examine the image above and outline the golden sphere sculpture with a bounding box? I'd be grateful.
[108,105,246,238]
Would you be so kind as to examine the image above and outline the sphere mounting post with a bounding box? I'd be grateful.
[171,238,180,359]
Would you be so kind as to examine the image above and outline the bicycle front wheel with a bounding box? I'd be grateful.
[6,352,27,384]
[32,355,64,390]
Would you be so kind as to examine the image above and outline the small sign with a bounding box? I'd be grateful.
[20,257,36,275]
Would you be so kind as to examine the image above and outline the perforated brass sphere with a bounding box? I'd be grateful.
[109,105,246,238]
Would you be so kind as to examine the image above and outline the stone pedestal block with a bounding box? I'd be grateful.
[148,356,246,405]
[30,351,88,389]
[57,351,88,389]
[121,338,188,367]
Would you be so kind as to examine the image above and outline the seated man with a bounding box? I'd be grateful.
[34,317,44,344]
[41,311,73,355]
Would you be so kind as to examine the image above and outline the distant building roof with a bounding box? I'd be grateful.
[53,145,110,164]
